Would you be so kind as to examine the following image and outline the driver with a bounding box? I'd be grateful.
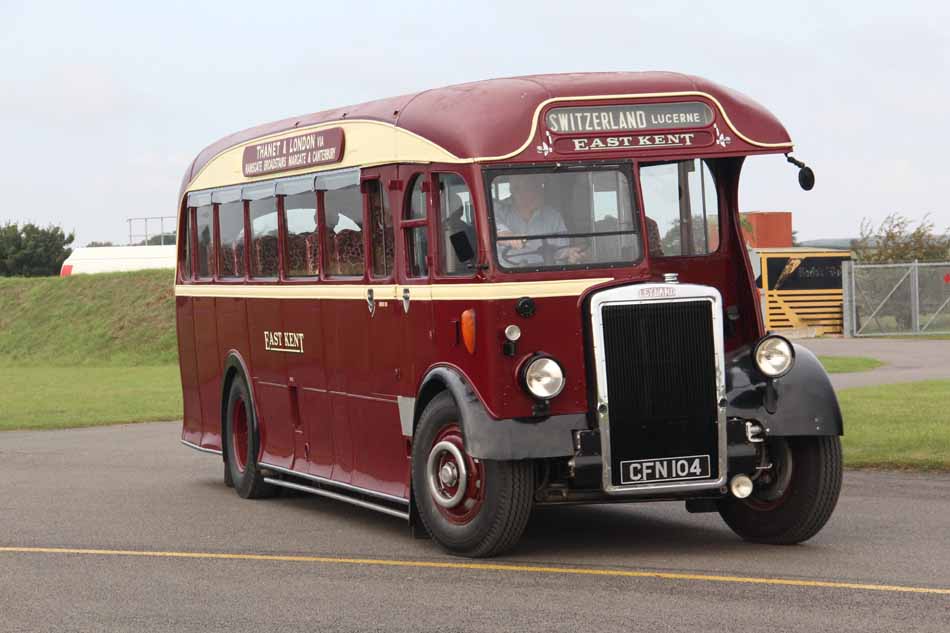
[495,175,584,266]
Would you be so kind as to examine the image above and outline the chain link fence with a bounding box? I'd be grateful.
[843,261,950,336]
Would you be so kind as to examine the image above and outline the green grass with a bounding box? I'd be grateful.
[818,356,884,373]
[0,365,182,430]
[839,380,950,470]
[0,269,177,367]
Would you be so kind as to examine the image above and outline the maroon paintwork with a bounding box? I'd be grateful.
[176,73,792,501]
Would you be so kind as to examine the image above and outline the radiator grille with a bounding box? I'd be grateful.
[601,299,719,486]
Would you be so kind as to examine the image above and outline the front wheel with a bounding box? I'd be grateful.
[718,436,842,544]
[411,392,534,558]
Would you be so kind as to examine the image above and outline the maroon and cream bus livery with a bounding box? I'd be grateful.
[176,72,841,557]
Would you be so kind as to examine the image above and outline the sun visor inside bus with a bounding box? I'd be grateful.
[211,187,242,204]
[276,175,316,196]
[314,167,359,191]
[242,182,277,201]
[185,191,212,207]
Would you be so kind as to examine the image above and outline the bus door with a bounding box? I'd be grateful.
[345,166,408,498]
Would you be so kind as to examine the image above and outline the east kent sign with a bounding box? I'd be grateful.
[242,128,345,177]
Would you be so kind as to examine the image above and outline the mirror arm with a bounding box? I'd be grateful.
[785,153,806,169]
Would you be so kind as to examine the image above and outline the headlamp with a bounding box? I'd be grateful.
[753,335,795,378]
[521,355,565,400]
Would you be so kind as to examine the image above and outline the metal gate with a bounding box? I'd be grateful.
[843,261,950,336]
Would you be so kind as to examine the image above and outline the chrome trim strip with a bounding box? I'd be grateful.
[589,283,728,496]
[263,478,410,521]
[180,439,223,456]
[259,462,409,506]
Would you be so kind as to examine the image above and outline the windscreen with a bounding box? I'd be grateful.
[488,168,641,270]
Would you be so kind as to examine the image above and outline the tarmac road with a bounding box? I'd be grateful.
[799,338,950,389]
[1,422,948,632]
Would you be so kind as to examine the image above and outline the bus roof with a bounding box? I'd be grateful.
[181,72,792,197]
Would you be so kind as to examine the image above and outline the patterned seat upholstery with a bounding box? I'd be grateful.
[645,217,663,257]
[286,232,319,276]
[332,229,364,276]
[254,235,279,277]
[371,219,395,275]
[219,241,242,277]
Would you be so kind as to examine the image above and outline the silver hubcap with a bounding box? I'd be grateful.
[427,440,468,508]
[440,462,459,487]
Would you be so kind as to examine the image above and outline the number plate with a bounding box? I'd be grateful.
[619,455,711,485]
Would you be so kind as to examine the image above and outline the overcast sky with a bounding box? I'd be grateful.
[1,1,947,246]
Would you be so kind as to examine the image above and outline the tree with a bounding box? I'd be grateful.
[86,241,115,247]
[852,213,950,263]
[0,222,75,276]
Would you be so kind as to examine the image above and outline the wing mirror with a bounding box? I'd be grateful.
[786,154,815,191]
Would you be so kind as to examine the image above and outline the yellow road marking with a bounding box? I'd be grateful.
[1,546,947,596]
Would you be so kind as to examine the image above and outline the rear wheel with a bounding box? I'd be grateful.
[224,376,276,499]
[718,436,842,544]
[411,392,534,558]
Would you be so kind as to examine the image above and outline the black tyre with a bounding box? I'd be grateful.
[224,376,276,499]
[718,436,842,544]
[411,392,534,558]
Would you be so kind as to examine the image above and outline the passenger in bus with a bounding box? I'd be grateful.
[495,175,585,266]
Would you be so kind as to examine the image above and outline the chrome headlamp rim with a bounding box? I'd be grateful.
[519,353,566,400]
[753,334,796,379]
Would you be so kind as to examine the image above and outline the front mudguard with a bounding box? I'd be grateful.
[416,366,584,460]
[725,343,843,436]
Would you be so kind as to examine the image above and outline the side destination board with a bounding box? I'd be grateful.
[545,102,714,134]
[243,128,345,177]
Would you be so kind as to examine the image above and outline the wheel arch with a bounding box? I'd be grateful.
[220,351,259,462]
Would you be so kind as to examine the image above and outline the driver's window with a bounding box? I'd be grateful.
[437,173,475,276]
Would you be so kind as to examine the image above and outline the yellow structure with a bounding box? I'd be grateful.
[753,248,851,336]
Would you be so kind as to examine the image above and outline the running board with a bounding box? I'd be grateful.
[263,477,410,521]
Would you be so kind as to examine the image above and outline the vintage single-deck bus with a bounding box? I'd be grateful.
[176,72,841,557]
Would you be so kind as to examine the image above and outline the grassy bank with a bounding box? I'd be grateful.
[838,380,950,470]
[0,269,177,366]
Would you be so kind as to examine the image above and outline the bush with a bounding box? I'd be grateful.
[0,222,75,276]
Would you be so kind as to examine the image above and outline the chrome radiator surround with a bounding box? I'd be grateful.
[589,282,728,496]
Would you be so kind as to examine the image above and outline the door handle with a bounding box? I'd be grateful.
[402,287,411,314]
[367,288,375,315]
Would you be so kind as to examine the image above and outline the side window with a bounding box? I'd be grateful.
[182,208,193,279]
[249,196,279,278]
[639,159,720,257]
[323,184,364,277]
[366,180,394,278]
[437,174,475,276]
[218,201,245,278]
[404,175,428,278]
[284,192,319,278]
[195,204,213,278]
